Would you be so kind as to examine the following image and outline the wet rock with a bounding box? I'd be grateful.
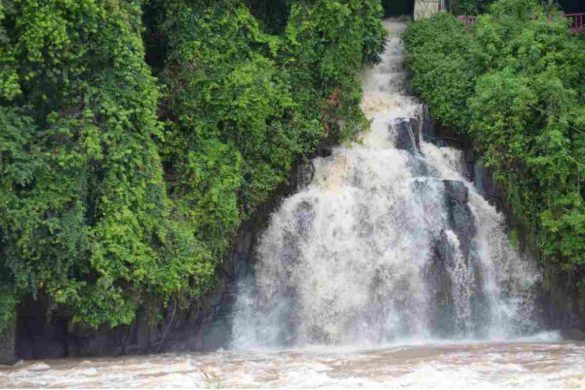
[538,269,585,331]
[473,159,504,211]
[407,155,429,176]
[16,296,69,359]
[129,308,157,353]
[296,161,315,190]
[233,231,254,282]
[392,118,420,153]
[561,328,585,341]
[443,180,476,259]
[316,146,333,158]
[444,180,468,204]
[417,105,436,143]
[425,181,480,337]
[67,324,128,357]
[0,316,17,365]
[426,231,456,337]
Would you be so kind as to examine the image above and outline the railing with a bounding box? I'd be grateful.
[457,15,476,27]
[457,13,585,34]
[567,13,584,33]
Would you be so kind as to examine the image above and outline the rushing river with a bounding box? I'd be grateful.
[1,339,584,388]
[2,19,584,389]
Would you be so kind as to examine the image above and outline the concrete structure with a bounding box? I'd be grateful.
[413,0,443,20]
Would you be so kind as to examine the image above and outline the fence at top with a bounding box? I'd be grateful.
[457,13,585,33]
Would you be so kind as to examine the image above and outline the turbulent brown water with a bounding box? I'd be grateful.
[1,340,584,388]
[2,19,584,389]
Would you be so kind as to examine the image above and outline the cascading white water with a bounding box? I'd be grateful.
[232,20,540,349]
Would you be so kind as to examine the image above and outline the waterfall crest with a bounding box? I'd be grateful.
[232,20,539,349]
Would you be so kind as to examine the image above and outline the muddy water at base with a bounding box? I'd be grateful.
[1,341,583,388]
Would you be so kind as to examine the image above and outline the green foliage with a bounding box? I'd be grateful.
[0,0,214,330]
[160,0,386,257]
[245,0,289,34]
[0,0,385,332]
[403,13,478,129]
[447,0,493,15]
[404,0,585,275]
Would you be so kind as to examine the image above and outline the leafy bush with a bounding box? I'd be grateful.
[447,0,493,15]
[0,0,385,332]
[403,13,479,129]
[0,0,185,329]
[159,0,386,256]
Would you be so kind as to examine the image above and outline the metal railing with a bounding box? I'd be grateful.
[457,15,476,27]
[456,13,585,34]
[566,13,584,33]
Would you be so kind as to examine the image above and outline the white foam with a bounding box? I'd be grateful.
[232,18,540,349]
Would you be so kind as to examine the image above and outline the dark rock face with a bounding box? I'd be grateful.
[537,269,585,333]
[393,117,429,176]
[473,160,503,211]
[426,180,478,336]
[0,317,17,365]
[16,296,68,359]
[443,180,476,259]
[14,281,237,360]
[560,328,585,341]
[296,161,315,190]
[417,105,434,142]
[444,179,468,204]
[392,117,420,153]
[426,233,456,336]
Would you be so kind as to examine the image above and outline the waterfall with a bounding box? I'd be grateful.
[232,20,539,349]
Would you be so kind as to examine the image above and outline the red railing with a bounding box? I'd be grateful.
[457,15,476,27]
[566,13,585,33]
[457,13,585,34]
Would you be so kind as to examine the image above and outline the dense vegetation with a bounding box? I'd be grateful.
[0,0,385,333]
[445,0,493,15]
[404,0,585,305]
[417,0,581,18]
